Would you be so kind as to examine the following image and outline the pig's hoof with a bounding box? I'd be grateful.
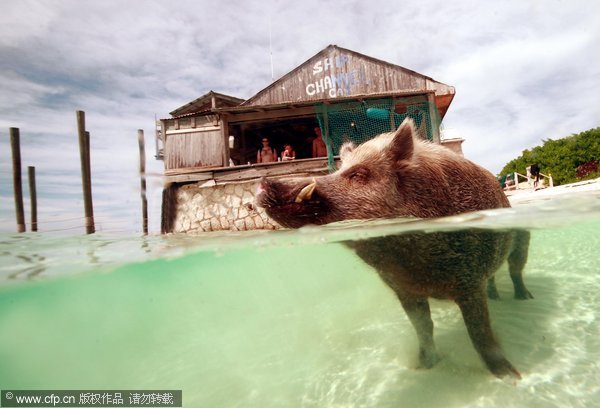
[486,279,500,300]
[514,289,534,300]
[418,349,441,369]
[487,286,500,300]
[489,359,521,379]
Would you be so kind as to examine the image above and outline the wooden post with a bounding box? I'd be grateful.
[76,110,95,234]
[154,115,161,159]
[9,127,26,232]
[322,109,335,173]
[426,93,441,144]
[220,114,230,167]
[28,166,38,232]
[389,98,397,131]
[85,131,92,193]
[138,129,148,235]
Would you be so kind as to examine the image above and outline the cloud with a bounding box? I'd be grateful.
[431,3,600,172]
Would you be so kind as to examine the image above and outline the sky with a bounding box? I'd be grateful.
[1,0,599,235]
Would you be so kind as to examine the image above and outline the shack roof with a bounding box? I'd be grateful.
[167,45,455,120]
[169,91,244,117]
[241,44,455,118]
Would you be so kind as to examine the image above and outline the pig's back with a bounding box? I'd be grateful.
[410,141,510,216]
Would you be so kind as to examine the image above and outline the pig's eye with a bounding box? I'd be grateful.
[348,169,369,182]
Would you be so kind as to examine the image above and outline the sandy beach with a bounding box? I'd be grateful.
[507,177,600,205]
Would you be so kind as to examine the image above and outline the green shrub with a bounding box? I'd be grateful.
[499,127,600,186]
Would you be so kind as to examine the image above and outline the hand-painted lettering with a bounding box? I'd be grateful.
[308,54,368,98]
[312,61,323,75]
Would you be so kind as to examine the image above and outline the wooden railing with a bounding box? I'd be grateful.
[164,157,337,184]
[505,171,553,190]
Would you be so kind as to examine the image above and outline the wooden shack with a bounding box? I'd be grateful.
[159,45,457,233]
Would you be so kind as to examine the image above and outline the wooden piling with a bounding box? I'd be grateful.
[76,110,95,234]
[9,127,26,232]
[28,166,38,232]
[85,131,92,193]
[138,129,148,235]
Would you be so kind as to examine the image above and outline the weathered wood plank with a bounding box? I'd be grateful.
[165,173,215,184]
[165,130,223,170]
[427,93,441,144]
[221,115,229,167]
[224,106,316,123]
[164,158,336,185]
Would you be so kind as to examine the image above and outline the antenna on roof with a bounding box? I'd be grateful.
[269,14,274,82]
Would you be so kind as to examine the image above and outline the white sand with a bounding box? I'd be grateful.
[507,178,600,206]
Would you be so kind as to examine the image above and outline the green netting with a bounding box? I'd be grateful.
[315,96,441,171]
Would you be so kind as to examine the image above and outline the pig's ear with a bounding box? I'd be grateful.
[388,118,415,162]
[339,142,356,161]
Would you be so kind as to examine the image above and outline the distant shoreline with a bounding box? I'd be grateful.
[507,177,600,205]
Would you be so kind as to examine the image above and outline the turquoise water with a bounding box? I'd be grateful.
[1,194,599,407]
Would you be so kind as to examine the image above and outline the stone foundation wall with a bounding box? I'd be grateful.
[173,181,280,233]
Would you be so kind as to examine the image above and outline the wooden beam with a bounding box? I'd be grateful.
[221,115,230,167]
[164,165,221,176]
[389,97,397,130]
[322,108,335,172]
[165,126,221,135]
[163,158,335,184]
[226,106,316,123]
[214,160,330,183]
[164,172,215,184]
[427,93,441,144]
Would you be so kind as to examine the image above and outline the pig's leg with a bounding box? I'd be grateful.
[508,230,533,300]
[486,276,500,300]
[397,292,440,368]
[455,290,521,378]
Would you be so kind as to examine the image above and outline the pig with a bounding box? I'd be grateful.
[256,118,533,378]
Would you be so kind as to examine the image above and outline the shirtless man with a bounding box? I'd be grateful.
[312,127,328,158]
[257,138,277,163]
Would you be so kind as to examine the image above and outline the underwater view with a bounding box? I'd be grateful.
[1,192,599,407]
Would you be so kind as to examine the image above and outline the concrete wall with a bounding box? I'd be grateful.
[441,139,465,156]
[173,181,280,233]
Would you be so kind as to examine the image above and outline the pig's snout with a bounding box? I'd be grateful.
[256,177,268,196]
[256,176,333,228]
[256,177,319,208]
